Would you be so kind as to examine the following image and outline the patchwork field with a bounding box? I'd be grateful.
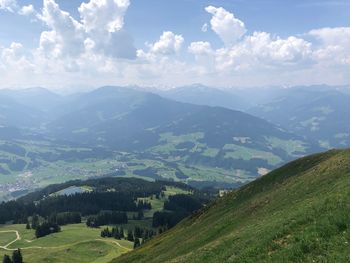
[0,131,311,201]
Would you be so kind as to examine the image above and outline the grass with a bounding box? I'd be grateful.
[0,223,133,263]
[179,165,255,184]
[115,149,350,263]
[164,186,191,196]
[0,231,16,247]
[0,185,193,262]
[265,136,307,156]
[150,132,205,154]
[137,186,191,218]
[201,148,220,157]
[1,132,303,203]
[223,144,283,166]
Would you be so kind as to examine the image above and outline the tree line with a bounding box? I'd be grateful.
[2,249,23,263]
[0,191,152,224]
[100,226,157,249]
[86,211,128,227]
[153,194,203,228]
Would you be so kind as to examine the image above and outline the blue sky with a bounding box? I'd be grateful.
[2,0,350,49]
[0,0,350,89]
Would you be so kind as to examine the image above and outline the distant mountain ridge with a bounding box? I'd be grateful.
[248,86,350,148]
[0,87,64,112]
[0,86,320,196]
[156,84,250,111]
[44,86,318,171]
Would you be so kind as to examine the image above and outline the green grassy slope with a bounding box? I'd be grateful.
[115,149,350,263]
[0,223,133,263]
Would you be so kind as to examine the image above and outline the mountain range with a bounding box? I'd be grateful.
[248,86,350,148]
[2,84,350,200]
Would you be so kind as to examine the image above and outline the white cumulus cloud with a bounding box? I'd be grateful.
[188,41,213,56]
[205,6,247,46]
[18,4,35,15]
[0,0,17,12]
[36,0,135,62]
[78,0,130,33]
[144,31,184,56]
[310,27,350,66]
[38,0,85,58]
[0,2,350,89]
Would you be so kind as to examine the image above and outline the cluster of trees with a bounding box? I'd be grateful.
[127,226,156,242]
[164,194,202,213]
[25,214,61,238]
[132,210,144,220]
[153,194,203,228]
[86,211,128,227]
[100,226,125,239]
[35,192,139,216]
[0,192,150,224]
[136,200,152,210]
[19,177,166,204]
[152,211,186,228]
[0,200,36,224]
[0,178,162,224]
[35,221,61,238]
[2,249,23,263]
[47,212,81,226]
[0,177,203,227]
[100,226,157,249]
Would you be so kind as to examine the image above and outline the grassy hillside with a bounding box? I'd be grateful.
[0,180,202,263]
[0,223,133,262]
[115,149,350,263]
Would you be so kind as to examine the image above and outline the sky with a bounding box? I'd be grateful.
[0,0,349,91]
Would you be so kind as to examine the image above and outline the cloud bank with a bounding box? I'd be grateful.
[0,1,349,89]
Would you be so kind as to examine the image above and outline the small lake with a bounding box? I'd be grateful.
[56,186,86,196]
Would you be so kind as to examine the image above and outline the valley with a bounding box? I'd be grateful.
[0,86,321,201]
[1,1,349,261]
[1,85,349,262]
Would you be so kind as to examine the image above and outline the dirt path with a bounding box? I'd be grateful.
[0,230,131,252]
[95,238,132,251]
[0,230,21,250]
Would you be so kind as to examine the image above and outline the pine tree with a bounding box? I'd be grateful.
[127,229,134,241]
[143,229,149,241]
[120,227,125,239]
[25,222,30,229]
[2,255,12,263]
[12,249,23,263]
[31,214,39,230]
[137,210,144,220]
[133,238,140,249]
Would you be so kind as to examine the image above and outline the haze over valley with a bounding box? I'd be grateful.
[0,0,349,262]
